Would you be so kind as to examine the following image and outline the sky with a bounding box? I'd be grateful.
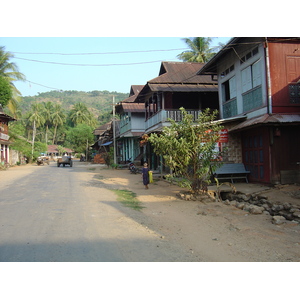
[1,37,230,97]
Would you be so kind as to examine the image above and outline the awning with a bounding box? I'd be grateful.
[229,114,300,132]
[101,141,113,146]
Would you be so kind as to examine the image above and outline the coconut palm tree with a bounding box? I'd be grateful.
[28,103,46,159]
[0,46,26,116]
[177,37,216,63]
[51,103,66,144]
[69,102,91,126]
[42,101,54,145]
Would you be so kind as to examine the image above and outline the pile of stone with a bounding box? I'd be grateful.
[221,191,300,225]
[176,189,300,225]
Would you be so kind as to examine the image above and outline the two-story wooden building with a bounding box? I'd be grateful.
[134,61,219,170]
[198,37,300,184]
[0,105,15,166]
[115,85,145,164]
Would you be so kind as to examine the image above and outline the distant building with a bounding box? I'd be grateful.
[0,105,16,165]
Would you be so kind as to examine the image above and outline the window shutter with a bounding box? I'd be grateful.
[241,66,252,93]
[252,60,262,87]
[229,76,236,99]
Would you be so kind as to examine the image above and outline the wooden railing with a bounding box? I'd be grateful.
[146,109,201,130]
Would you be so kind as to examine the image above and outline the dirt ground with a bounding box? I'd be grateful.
[1,162,300,262]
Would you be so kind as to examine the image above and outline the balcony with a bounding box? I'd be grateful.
[0,132,9,141]
[146,109,201,132]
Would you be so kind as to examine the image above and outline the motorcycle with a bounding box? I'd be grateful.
[128,162,138,174]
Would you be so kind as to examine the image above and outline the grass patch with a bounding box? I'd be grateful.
[112,189,144,211]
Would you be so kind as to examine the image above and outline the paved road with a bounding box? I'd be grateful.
[0,162,194,262]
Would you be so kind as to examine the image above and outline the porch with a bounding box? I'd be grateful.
[146,109,201,133]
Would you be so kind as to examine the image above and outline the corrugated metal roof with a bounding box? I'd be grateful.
[116,103,145,113]
[229,114,300,132]
[148,83,218,92]
[119,85,145,103]
[149,61,215,84]
[47,145,73,153]
[135,62,218,103]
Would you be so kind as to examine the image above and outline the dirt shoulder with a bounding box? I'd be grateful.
[90,165,300,262]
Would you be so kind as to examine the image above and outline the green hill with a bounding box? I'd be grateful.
[20,90,128,123]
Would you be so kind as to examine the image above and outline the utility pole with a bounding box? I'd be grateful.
[113,96,117,164]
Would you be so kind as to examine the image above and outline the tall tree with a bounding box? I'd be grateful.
[51,103,66,144]
[177,37,216,63]
[69,102,90,126]
[0,76,12,107]
[0,46,26,115]
[28,103,46,159]
[42,101,54,145]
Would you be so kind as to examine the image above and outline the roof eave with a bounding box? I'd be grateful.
[197,37,240,75]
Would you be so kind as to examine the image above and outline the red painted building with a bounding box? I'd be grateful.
[198,38,300,184]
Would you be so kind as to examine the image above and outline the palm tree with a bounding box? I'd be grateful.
[69,102,91,126]
[51,103,66,144]
[0,46,26,116]
[177,37,216,63]
[42,101,54,145]
[28,103,46,159]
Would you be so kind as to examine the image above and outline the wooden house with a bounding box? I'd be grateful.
[198,37,300,184]
[115,85,145,164]
[0,105,15,166]
[134,61,219,170]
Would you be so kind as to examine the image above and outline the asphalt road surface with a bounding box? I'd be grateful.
[0,162,195,262]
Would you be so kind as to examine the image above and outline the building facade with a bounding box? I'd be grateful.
[198,37,300,184]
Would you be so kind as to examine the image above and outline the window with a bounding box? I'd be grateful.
[222,76,236,102]
[241,59,262,93]
[240,46,259,64]
[242,60,263,112]
[221,64,234,77]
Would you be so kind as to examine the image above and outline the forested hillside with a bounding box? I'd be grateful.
[20,90,128,124]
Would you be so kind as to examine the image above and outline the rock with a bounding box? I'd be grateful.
[239,194,251,202]
[224,200,230,205]
[243,204,251,212]
[229,200,237,206]
[272,216,287,225]
[250,205,265,214]
[262,204,270,210]
[177,193,185,200]
[185,194,191,201]
[283,202,292,210]
[236,202,245,209]
[292,211,300,218]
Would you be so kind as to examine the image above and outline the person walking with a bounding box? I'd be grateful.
[142,162,150,189]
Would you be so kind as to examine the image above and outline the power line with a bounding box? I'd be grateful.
[25,80,62,91]
[11,48,189,56]
[14,56,178,67]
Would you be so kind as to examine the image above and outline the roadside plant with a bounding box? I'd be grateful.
[148,107,225,194]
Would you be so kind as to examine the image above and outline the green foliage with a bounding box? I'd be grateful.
[112,189,144,211]
[102,147,114,168]
[177,37,216,63]
[0,46,26,115]
[57,145,66,156]
[64,123,94,154]
[0,76,12,107]
[148,107,224,193]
